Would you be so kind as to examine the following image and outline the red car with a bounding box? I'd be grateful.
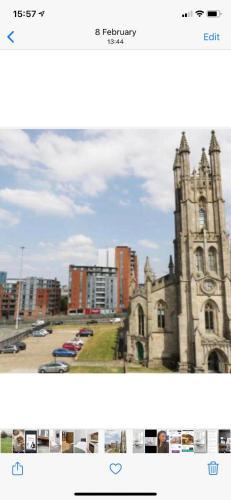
[62,343,81,352]
[78,328,94,337]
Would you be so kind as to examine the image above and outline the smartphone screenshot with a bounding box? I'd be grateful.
[0,0,231,498]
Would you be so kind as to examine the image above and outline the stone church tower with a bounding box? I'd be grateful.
[127,131,231,372]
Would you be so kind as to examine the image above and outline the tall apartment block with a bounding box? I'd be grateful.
[68,266,117,314]
[0,277,61,320]
[68,246,138,314]
[20,277,61,319]
[0,279,18,320]
[115,246,138,312]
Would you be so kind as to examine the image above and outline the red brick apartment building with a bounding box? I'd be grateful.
[21,277,61,319]
[68,246,138,314]
[115,246,138,312]
[0,282,19,320]
[0,278,61,320]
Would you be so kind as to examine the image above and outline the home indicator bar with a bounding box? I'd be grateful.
[74,494,158,497]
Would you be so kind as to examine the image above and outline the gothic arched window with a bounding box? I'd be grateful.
[157,301,166,329]
[205,302,214,332]
[208,247,217,272]
[195,247,204,273]
[138,305,145,336]
[199,197,207,229]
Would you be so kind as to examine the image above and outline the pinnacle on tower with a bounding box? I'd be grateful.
[209,130,221,154]
[144,256,154,282]
[200,148,210,171]
[129,267,136,296]
[168,254,174,275]
[179,131,190,154]
[173,148,181,169]
[144,256,152,274]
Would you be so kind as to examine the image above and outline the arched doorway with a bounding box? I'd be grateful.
[208,350,228,373]
[136,342,144,362]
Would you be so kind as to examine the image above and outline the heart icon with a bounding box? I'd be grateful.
[109,463,122,475]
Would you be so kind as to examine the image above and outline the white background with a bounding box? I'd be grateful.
[0,50,231,428]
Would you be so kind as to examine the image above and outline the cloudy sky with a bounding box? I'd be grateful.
[0,128,231,285]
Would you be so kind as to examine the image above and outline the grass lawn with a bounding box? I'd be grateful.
[70,366,124,373]
[77,324,118,361]
[1,436,12,453]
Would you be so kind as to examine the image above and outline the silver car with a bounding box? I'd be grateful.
[0,345,20,354]
[38,361,70,373]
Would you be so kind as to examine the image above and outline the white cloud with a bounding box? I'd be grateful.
[0,208,20,226]
[138,239,159,249]
[29,233,97,265]
[0,233,98,281]
[0,189,94,217]
[1,129,231,214]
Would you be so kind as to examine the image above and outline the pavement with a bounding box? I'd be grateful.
[0,326,31,342]
[0,327,81,373]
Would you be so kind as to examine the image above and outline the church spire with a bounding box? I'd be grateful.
[209,130,221,154]
[179,131,190,154]
[129,268,136,297]
[199,148,210,173]
[168,255,174,276]
[144,256,154,283]
[173,148,181,169]
[179,131,190,179]
[209,130,221,179]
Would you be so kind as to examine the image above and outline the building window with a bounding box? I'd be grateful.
[157,301,165,329]
[205,303,214,332]
[195,247,204,272]
[199,197,206,229]
[208,247,217,272]
[138,305,145,336]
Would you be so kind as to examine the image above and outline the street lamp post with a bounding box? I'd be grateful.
[15,246,25,331]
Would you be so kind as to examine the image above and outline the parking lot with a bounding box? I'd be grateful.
[0,326,82,373]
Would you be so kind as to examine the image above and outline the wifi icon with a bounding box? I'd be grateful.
[195,9,205,17]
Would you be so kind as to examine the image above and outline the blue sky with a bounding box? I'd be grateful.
[0,129,231,285]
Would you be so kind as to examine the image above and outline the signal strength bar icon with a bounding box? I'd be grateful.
[182,10,193,17]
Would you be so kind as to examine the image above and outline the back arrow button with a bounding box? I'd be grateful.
[7,31,15,43]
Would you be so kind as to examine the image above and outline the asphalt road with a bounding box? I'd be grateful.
[0,327,82,373]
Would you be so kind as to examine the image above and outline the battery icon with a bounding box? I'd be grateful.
[207,10,222,17]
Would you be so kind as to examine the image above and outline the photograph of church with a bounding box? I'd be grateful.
[127,131,231,373]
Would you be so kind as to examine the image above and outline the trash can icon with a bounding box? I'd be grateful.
[208,461,219,475]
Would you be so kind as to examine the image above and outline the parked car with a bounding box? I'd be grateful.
[39,329,49,335]
[62,342,81,352]
[32,320,45,327]
[0,345,20,354]
[52,320,64,325]
[38,361,70,373]
[78,328,94,337]
[69,338,84,346]
[32,330,47,337]
[110,317,122,324]
[86,319,98,324]
[52,348,77,358]
[15,341,26,351]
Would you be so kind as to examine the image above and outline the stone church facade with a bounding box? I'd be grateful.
[127,131,231,373]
